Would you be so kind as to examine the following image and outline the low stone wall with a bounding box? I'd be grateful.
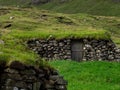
[27,39,120,61]
[27,39,71,60]
[83,39,120,61]
[0,61,67,90]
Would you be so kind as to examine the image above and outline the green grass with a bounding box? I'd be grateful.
[39,0,120,16]
[49,60,120,90]
[0,0,31,7]
[0,0,120,43]
[0,0,120,16]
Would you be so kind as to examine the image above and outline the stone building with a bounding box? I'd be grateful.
[0,61,67,90]
[27,38,120,62]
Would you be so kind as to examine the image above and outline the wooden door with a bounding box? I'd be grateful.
[71,40,83,61]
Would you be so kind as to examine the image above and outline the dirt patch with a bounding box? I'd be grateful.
[56,16,75,25]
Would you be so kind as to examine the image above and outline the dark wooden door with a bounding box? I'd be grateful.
[71,41,83,61]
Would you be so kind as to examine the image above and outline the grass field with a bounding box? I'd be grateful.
[49,60,120,90]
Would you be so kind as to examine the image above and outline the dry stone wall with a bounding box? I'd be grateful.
[0,61,67,90]
[27,39,71,60]
[83,39,120,61]
[27,39,120,61]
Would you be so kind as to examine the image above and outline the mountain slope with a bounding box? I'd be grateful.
[39,0,120,16]
[0,0,120,46]
[0,0,31,6]
[0,0,120,16]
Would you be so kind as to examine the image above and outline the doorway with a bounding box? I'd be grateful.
[71,40,83,61]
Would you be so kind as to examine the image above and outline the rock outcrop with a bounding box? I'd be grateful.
[31,0,51,5]
[30,0,68,5]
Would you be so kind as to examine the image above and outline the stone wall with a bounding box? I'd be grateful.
[27,39,120,61]
[83,39,120,61]
[27,39,71,60]
[0,61,67,90]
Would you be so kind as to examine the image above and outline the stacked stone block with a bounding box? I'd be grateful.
[27,39,71,60]
[0,61,67,90]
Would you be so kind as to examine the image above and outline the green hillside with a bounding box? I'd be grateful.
[39,0,120,16]
[0,0,31,6]
[0,0,119,46]
[0,0,120,16]
[39,0,120,46]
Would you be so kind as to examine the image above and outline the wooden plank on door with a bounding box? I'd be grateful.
[71,40,83,61]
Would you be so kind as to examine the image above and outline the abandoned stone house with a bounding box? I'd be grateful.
[0,61,67,90]
[27,38,120,62]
